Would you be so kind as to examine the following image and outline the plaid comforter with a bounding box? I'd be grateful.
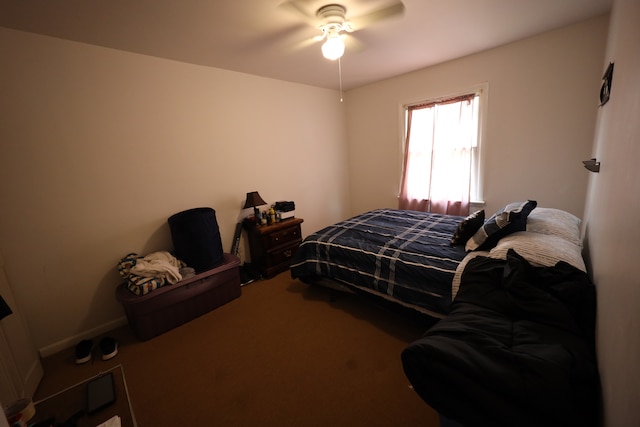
[290,209,467,316]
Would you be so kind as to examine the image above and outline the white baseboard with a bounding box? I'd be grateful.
[38,316,128,358]
[23,358,44,399]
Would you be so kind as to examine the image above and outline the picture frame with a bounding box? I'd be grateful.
[600,62,614,106]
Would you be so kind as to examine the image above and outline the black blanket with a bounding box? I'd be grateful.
[401,249,598,427]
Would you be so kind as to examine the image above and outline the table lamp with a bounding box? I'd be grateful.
[243,191,267,221]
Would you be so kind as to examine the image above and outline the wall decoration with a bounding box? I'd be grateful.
[600,62,614,106]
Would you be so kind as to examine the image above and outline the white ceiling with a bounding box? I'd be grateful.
[0,0,611,90]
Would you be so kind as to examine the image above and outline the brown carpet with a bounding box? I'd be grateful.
[35,272,440,426]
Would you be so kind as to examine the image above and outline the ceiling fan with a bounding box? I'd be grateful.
[280,1,405,60]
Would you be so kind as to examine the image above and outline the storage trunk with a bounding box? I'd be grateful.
[116,253,241,340]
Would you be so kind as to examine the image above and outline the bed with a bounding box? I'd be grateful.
[290,200,582,320]
[289,208,470,318]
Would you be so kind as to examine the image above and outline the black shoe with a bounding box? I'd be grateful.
[100,337,118,361]
[75,339,93,364]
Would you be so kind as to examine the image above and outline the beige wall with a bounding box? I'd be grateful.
[0,28,350,354]
[345,15,609,218]
[583,0,640,425]
[2,15,635,426]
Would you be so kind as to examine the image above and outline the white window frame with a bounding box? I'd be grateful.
[399,82,488,207]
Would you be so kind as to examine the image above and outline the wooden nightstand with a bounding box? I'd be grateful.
[243,217,303,279]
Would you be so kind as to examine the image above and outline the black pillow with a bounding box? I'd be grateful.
[450,210,485,246]
[465,200,537,251]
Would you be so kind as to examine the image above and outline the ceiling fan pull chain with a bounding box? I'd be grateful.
[339,57,343,102]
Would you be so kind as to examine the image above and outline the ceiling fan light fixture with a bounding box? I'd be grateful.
[321,34,345,60]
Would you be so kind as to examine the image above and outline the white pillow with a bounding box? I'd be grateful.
[526,207,582,247]
[488,231,586,272]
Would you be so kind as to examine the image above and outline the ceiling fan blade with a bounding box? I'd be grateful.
[348,1,405,31]
[344,33,365,53]
[288,35,323,54]
[241,30,303,55]
[278,0,321,26]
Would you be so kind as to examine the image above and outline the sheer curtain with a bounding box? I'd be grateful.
[399,94,478,216]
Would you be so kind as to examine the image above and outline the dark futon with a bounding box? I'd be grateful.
[401,249,598,427]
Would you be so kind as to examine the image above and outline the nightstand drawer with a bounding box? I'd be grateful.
[267,224,301,247]
[268,241,299,267]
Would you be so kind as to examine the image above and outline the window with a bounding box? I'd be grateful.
[399,89,484,216]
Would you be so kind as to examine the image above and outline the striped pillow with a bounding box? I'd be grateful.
[488,231,586,272]
[465,200,537,251]
[450,210,485,246]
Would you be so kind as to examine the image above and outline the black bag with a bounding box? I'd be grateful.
[275,201,295,212]
[168,207,224,272]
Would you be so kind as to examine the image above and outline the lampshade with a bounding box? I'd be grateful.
[322,35,345,60]
[243,191,267,209]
